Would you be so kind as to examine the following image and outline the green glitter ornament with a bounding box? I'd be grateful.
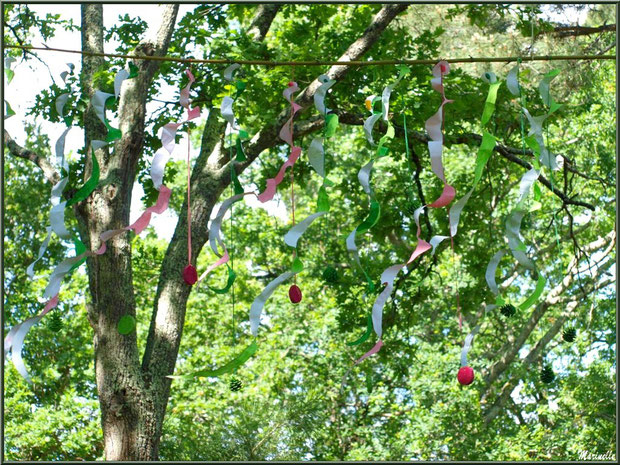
[47,312,62,332]
[322,266,339,284]
[229,376,242,392]
[500,304,516,318]
[562,327,577,343]
[540,365,555,384]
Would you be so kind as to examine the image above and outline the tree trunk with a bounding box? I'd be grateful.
[78,3,179,460]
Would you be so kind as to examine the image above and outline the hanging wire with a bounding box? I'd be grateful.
[3,45,615,66]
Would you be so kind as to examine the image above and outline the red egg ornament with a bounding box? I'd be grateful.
[183,264,198,285]
[457,366,475,385]
[288,284,302,304]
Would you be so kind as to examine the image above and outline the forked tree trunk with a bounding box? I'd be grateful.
[73,3,405,459]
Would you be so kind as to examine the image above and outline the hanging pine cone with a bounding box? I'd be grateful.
[540,365,555,384]
[47,312,62,332]
[229,376,242,392]
[322,266,339,284]
[405,199,422,217]
[563,327,577,343]
[500,304,516,317]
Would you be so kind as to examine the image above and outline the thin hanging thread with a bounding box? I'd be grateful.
[441,69,462,330]
[187,126,192,266]
[290,68,297,285]
[229,92,236,345]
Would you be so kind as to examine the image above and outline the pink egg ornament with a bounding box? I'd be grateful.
[457,366,475,386]
[288,284,302,304]
[183,264,198,285]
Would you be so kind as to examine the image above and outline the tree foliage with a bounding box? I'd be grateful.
[3,3,616,461]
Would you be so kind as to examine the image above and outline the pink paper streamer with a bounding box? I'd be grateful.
[5,69,200,383]
[355,339,384,365]
[257,82,302,203]
[355,61,455,365]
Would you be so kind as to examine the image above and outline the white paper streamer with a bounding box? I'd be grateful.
[250,271,295,336]
[460,305,495,367]
[485,250,506,295]
[307,136,325,177]
[506,65,520,97]
[284,212,327,248]
[314,74,336,116]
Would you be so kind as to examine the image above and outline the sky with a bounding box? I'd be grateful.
[4,3,288,244]
[4,3,592,242]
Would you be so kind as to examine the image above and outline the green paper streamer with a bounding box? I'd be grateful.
[66,150,100,207]
[128,62,139,78]
[317,185,330,212]
[481,82,501,127]
[325,113,339,138]
[118,315,136,335]
[6,68,14,84]
[105,126,122,142]
[473,131,496,186]
[231,167,244,195]
[356,200,381,234]
[346,313,373,346]
[207,265,237,295]
[170,341,258,379]
[68,237,87,272]
[292,256,304,273]
[235,136,247,161]
[519,275,546,311]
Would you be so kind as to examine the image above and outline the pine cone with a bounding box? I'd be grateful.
[540,365,555,384]
[322,266,339,284]
[562,327,577,343]
[48,312,62,332]
[405,200,422,217]
[500,304,516,317]
[229,376,242,392]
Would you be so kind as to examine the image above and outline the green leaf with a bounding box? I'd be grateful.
[117,315,136,335]
[6,69,14,84]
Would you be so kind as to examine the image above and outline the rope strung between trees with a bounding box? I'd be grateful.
[4,44,616,66]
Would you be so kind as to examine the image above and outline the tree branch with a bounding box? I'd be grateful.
[247,4,280,41]
[480,229,615,405]
[336,111,597,211]
[547,24,616,38]
[3,129,60,184]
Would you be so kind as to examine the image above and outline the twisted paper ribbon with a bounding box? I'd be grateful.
[5,67,197,382]
[459,66,561,374]
[175,78,307,378]
[354,61,454,364]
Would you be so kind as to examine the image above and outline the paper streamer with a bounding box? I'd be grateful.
[347,66,409,297]
[168,341,258,379]
[256,82,302,203]
[460,305,495,367]
[354,62,452,364]
[5,68,192,382]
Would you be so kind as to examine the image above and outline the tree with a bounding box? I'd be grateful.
[3,3,615,461]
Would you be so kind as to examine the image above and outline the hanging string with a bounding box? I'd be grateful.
[229,94,237,345]
[438,67,462,330]
[187,126,192,266]
[290,67,297,286]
